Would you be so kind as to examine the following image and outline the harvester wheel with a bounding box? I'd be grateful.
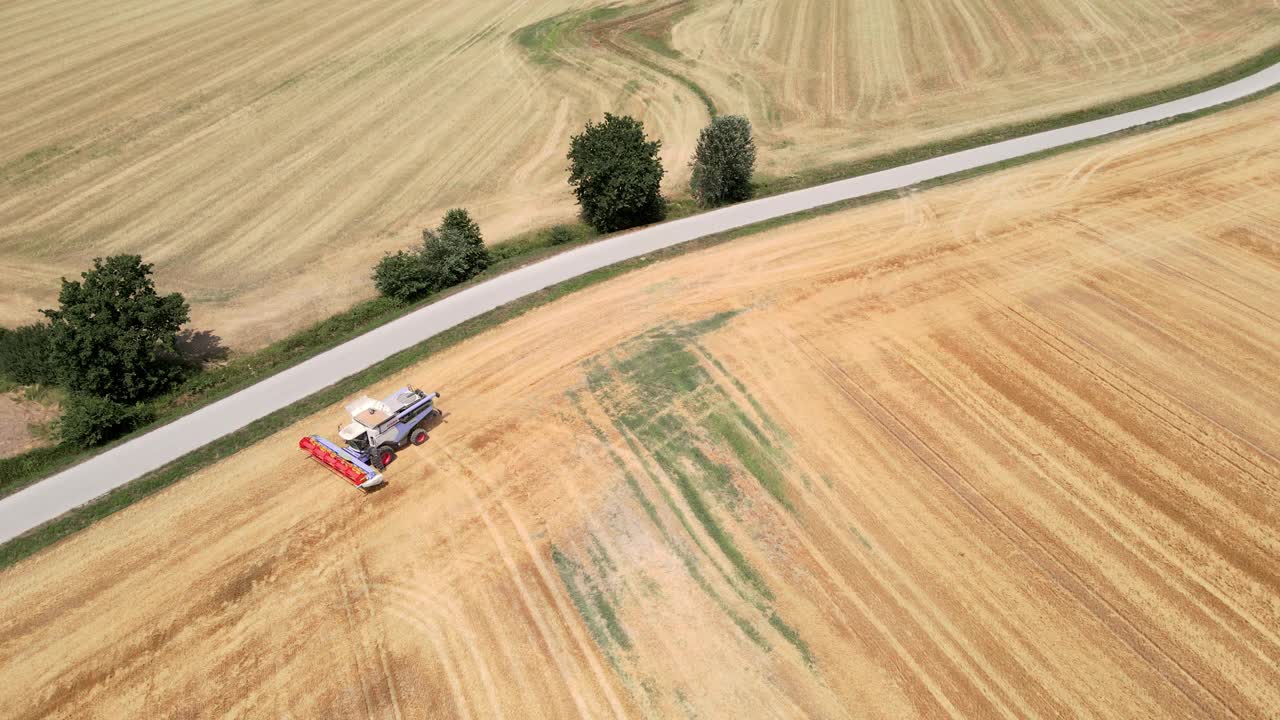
[374,446,395,469]
[410,428,428,446]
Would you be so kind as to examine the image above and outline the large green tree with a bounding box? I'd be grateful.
[690,114,757,207]
[567,113,666,233]
[43,255,190,403]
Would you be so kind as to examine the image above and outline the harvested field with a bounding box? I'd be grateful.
[672,0,1280,176]
[3,90,1279,718]
[1,0,1278,348]
[0,390,57,459]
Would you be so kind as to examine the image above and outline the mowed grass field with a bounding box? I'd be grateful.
[3,91,1278,719]
[1,0,1278,348]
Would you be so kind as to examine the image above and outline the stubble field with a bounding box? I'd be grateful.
[1,0,1277,347]
[2,89,1277,718]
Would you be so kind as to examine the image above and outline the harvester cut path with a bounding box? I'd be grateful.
[299,387,441,490]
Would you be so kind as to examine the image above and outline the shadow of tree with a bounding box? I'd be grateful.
[175,328,230,368]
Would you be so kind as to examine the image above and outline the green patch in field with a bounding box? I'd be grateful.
[587,533,617,577]
[592,588,633,650]
[731,611,770,650]
[658,447,770,598]
[264,72,306,97]
[706,412,789,510]
[768,612,814,666]
[731,408,772,450]
[551,545,628,662]
[576,312,824,665]
[650,62,716,118]
[615,333,707,400]
[850,524,874,551]
[618,423,720,567]
[625,28,682,61]
[512,1,716,117]
[597,312,792,524]
[618,2,714,117]
[513,4,629,66]
[1,144,76,184]
[570,396,773,652]
[691,343,785,438]
[674,688,693,713]
[672,310,740,338]
[686,445,739,509]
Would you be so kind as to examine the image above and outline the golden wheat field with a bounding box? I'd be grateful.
[1,0,1277,347]
[2,88,1278,719]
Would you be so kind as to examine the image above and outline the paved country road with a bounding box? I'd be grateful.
[2,63,1278,546]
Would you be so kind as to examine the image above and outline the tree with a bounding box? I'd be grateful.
[430,208,491,287]
[690,114,756,207]
[372,209,491,303]
[42,255,190,403]
[0,323,57,386]
[567,113,666,233]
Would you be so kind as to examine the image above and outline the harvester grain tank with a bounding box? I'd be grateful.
[299,386,441,490]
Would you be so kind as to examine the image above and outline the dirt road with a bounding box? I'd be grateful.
[2,90,1278,718]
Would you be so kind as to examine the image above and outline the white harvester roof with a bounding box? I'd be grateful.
[337,387,423,440]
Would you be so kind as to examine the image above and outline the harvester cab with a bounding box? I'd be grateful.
[299,386,441,491]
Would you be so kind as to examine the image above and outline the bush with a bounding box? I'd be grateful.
[548,225,576,245]
[372,209,491,303]
[567,113,666,233]
[43,255,189,403]
[0,323,57,386]
[690,114,757,207]
[374,250,439,303]
[58,393,153,446]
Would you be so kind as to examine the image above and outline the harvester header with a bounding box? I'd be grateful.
[299,435,382,488]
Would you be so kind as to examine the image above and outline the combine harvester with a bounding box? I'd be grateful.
[299,386,442,491]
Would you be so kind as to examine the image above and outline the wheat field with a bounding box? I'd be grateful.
[2,89,1277,718]
[1,0,1277,347]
